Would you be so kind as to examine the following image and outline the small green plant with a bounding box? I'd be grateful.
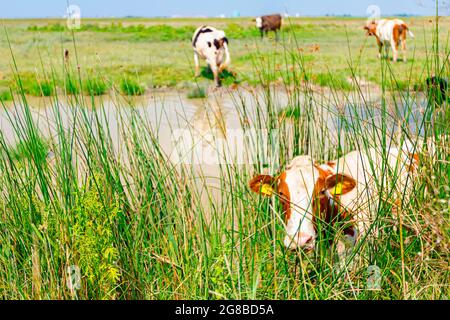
[85,77,108,96]
[38,81,54,96]
[120,78,145,96]
[72,174,121,299]
[313,73,353,90]
[200,67,238,86]
[187,86,206,99]
[391,79,411,91]
[0,90,13,102]
[24,80,54,96]
[65,76,80,95]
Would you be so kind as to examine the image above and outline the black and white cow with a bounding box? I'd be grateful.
[255,14,282,41]
[192,25,230,87]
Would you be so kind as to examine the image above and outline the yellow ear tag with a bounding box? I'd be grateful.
[331,182,344,195]
[261,184,274,196]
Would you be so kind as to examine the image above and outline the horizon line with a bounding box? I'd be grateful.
[0,13,435,20]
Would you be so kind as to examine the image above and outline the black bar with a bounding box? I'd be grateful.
[0,300,445,319]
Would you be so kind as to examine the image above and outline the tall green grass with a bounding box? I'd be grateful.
[0,12,448,300]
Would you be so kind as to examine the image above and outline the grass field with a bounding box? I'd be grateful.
[0,16,449,97]
[0,16,448,300]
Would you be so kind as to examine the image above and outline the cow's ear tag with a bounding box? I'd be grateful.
[331,182,344,195]
[261,184,274,196]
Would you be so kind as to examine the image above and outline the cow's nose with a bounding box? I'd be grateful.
[284,236,297,250]
[284,233,314,250]
[297,233,313,247]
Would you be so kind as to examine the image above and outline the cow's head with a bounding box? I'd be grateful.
[249,156,357,250]
[255,17,263,29]
[213,37,228,50]
[364,20,377,36]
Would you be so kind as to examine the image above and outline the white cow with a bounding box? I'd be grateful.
[192,26,231,87]
[364,19,414,62]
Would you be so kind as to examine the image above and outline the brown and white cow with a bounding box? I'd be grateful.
[249,147,420,251]
[364,19,414,62]
[255,14,283,41]
[192,25,231,87]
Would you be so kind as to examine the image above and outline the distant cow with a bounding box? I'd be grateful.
[255,14,282,41]
[249,146,421,251]
[364,19,414,62]
[192,25,231,87]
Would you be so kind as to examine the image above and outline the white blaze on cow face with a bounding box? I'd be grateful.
[281,156,359,250]
[281,156,323,250]
[255,17,263,28]
[249,155,334,251]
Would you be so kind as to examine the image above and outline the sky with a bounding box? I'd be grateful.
[0,0,447,18]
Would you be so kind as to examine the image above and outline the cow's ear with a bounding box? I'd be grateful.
[324,174,356,196]
[249,175,276,197]
[408,153,420,172]
[221,37,229,45]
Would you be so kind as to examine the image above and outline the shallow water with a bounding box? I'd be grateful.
[0,86,428,200]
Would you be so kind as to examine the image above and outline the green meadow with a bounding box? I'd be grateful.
[0,16,448,97]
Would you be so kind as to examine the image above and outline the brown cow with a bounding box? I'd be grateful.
[255,14,282,41]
